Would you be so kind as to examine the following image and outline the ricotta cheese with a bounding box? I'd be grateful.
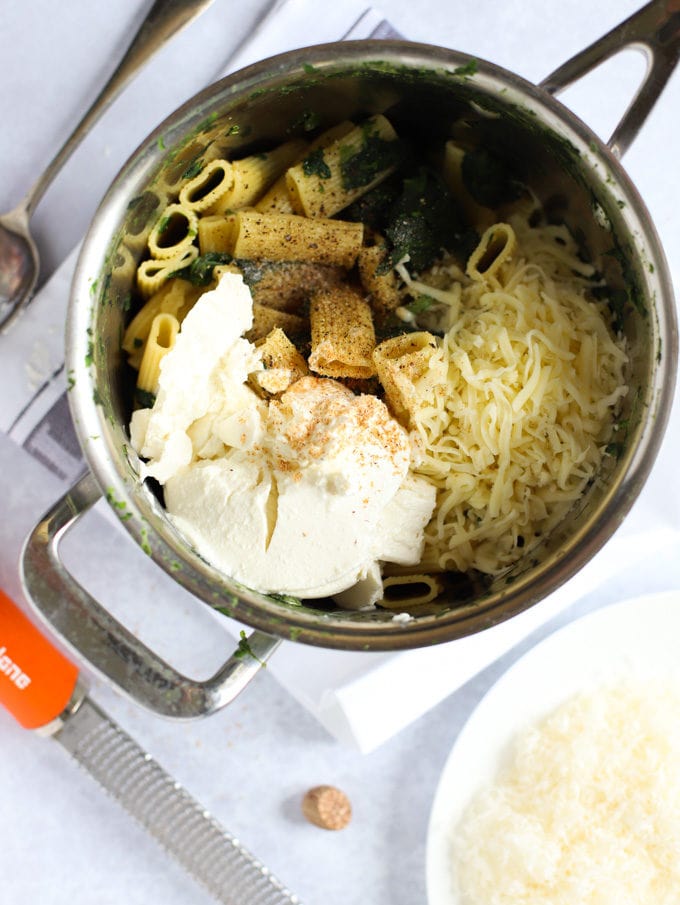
[130,272,263,483]
[131,272,435,601]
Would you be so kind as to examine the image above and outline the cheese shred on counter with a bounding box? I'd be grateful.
[412,214,628,574]
[452,681,680,904]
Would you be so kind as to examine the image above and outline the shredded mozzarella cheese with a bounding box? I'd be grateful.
[452,681,680,905]
[396,255,463,314]
[411,214,628,574]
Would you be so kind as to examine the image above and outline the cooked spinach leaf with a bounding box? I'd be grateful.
[302,147,331,179]
[135,388,156,408]
[342,178,401,230]
[182,157,205,180]
[461,148,523,208]
[453,59,478,77]
[340,133,406,191]
[172,251,233,286]
[287,109,322,133]
[384,167,476,271]
[406,294,437,314]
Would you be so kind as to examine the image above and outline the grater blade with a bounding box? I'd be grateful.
[55,696,302,905]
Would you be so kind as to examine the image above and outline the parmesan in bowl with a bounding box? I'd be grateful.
[452,680,680,905]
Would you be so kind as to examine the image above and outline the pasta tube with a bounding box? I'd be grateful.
[136,313,180,395]
[212,139,308,212]
[442,141,496,231]
[147,204,198,260]
[178,159,235,213]
[159,139,213,191]
[285,114,400,218]
[373,332,445,426]
[229,211,364,268]
[253,178,295,215]
[380,573,445,608]
[123,278,199,359]
[232,260,345,313]
[251,328,309,395]
[136,246,198,299]
[197,212,241,254]
[358,241,402,316]
[246,304,307,343]
[110,240,137,287]
[466,222,517,288]
[254,123,354,214]
[308,286,377,379]
[310,121,356,147]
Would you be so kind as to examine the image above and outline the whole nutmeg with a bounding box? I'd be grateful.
[301,785,352,830]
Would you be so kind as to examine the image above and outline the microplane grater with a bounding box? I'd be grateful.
[55,697,302,905]
[0,589,301,905]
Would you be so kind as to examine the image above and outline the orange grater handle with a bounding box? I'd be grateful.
[0,587,79,730]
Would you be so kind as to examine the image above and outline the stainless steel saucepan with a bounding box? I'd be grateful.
[21,1,679,720]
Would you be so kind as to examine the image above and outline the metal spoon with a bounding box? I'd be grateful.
[0,0,216,332]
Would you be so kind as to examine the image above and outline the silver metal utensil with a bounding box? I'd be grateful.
[0,0,216,332]
[56,696,302,905]
[1,588,300,905]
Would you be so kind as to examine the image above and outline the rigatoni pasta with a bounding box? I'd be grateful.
[211,139,307,212]
[466,222,517,287]
[253,177,296,215]
[137,246,198,298]
[147,204,199,260]
[123,278,201,356]
[442,140,496,231]
[247,303,307,343]
[197,212,241,255]
[358,241,402,315]
[380,573,446,608]
[254,122,355,214]
[308,286,377,379]
[285,114,400,218]
[178,159,235,213]
[136,312,180,395]
[373,332,446,427]
[228,260,345,313]
[251,328,309,395]
[229,211,364,268]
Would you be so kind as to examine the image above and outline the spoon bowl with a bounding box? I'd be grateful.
[0,208,38,328]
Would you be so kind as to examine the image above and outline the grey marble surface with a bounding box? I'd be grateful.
[1,1,679,902]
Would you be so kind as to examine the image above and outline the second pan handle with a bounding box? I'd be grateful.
[540,0,680,158]
[20,471,280,719]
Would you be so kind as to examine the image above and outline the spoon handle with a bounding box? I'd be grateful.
[22,0,216,218]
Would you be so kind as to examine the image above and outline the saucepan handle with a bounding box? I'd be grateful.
[540,0,680,158]
[20,471,280,718]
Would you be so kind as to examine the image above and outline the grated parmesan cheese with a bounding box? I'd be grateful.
[452,681,680,905]
[410,213,628,574]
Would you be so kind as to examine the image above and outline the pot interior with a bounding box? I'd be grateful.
[69,42,676,650]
